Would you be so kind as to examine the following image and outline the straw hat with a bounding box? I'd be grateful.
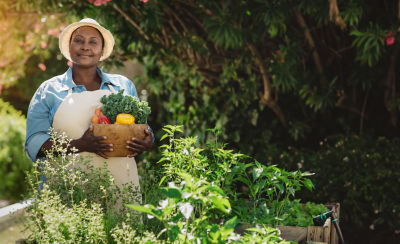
[59,18,114,61]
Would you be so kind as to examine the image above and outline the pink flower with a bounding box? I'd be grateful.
[383,31,396,46]
[33,24,42,31]
[140,0,148,2]
[205,9,212,15]
[48,29,60,38]
[41,43,47,49]
[25,33,33,41]
[25,46,31,52]
[38,63,46,71]
[67,61,73,67]
[89,0,111,6]
[386,36,395,46]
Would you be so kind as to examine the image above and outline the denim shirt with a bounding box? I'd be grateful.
[25,66,152,162]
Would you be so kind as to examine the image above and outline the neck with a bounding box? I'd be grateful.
[71,65,101,90]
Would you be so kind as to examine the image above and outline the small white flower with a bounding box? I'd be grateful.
[178,202,193,219]
[182,192,192,199]
[227,233,241,241]
[168,182,178,189]
[159,199,169,209]
[254,168,263,177]
[187,233,194,240]
[183,148,189,155]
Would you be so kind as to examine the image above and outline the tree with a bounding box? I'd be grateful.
[19,0,400,143]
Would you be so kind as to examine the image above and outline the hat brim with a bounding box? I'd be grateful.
[59,21,114,62]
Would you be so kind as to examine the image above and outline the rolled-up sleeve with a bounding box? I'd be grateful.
[25,86,52,162]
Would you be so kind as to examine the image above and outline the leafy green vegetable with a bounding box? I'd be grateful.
[100,90,151,124]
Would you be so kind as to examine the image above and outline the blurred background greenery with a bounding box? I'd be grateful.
[0,0,399,243]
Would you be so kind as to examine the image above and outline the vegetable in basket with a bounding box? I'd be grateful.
[100,90,151,124]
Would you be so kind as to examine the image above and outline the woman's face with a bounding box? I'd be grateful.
[69,26,104,67]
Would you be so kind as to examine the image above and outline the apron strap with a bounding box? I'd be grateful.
[107,83,117,94]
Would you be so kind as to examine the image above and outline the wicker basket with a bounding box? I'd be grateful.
[93,124,148,157]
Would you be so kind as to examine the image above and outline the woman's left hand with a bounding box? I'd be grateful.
[126,129,153,157]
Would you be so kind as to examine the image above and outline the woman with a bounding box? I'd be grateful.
[25,18,153,192]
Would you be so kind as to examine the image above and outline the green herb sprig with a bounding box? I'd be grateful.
[100,90,151,124]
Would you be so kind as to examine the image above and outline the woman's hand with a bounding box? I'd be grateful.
[72,125,113,159]
[126,129,153,157]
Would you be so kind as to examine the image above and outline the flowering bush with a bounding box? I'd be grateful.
[26,130,141,243]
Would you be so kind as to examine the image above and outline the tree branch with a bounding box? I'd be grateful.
[384,46,400,127]
[248,43,287,127]
[329,0,347,29]
[113,4,150,41]
[293,8,328,86]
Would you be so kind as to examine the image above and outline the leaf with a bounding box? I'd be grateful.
[211,196,231,214]
[125,204,161,220]
[160,133,169,141]
[276,183,285,195]
[177,172,193,188]
[159,176,167,186]
[168,225,180,242]
[206,186,226,196]
[236,176,251,187]
[303,178,314,191]
[223,216,238,230]
[162,188,182,199]
[162,128,172,134]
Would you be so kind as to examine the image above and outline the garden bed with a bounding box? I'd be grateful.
[0,199,32,244]
[278,203,341,244]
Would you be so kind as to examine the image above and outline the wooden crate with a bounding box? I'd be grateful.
[277,203,341,244]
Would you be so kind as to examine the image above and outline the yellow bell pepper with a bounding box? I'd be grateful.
[115,113,135,124]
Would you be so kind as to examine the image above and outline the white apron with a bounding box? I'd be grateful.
[52,85,141,197]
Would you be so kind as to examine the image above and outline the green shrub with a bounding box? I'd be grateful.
[26,130,143,243]
[0,98,32,201]
[125,125,327,242]
[27,126,328,243]
[271,135,400,235]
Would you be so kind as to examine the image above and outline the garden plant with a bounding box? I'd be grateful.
[26,125,328,243]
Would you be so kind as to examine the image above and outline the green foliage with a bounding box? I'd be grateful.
[270,135,400,234]
[100,89,151,124]
[27,126,327,243]
[28,187,107,243]
[351,25,385,66]
[26,130,142,243]
[0,98,31,201]
[124,126,327,242]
